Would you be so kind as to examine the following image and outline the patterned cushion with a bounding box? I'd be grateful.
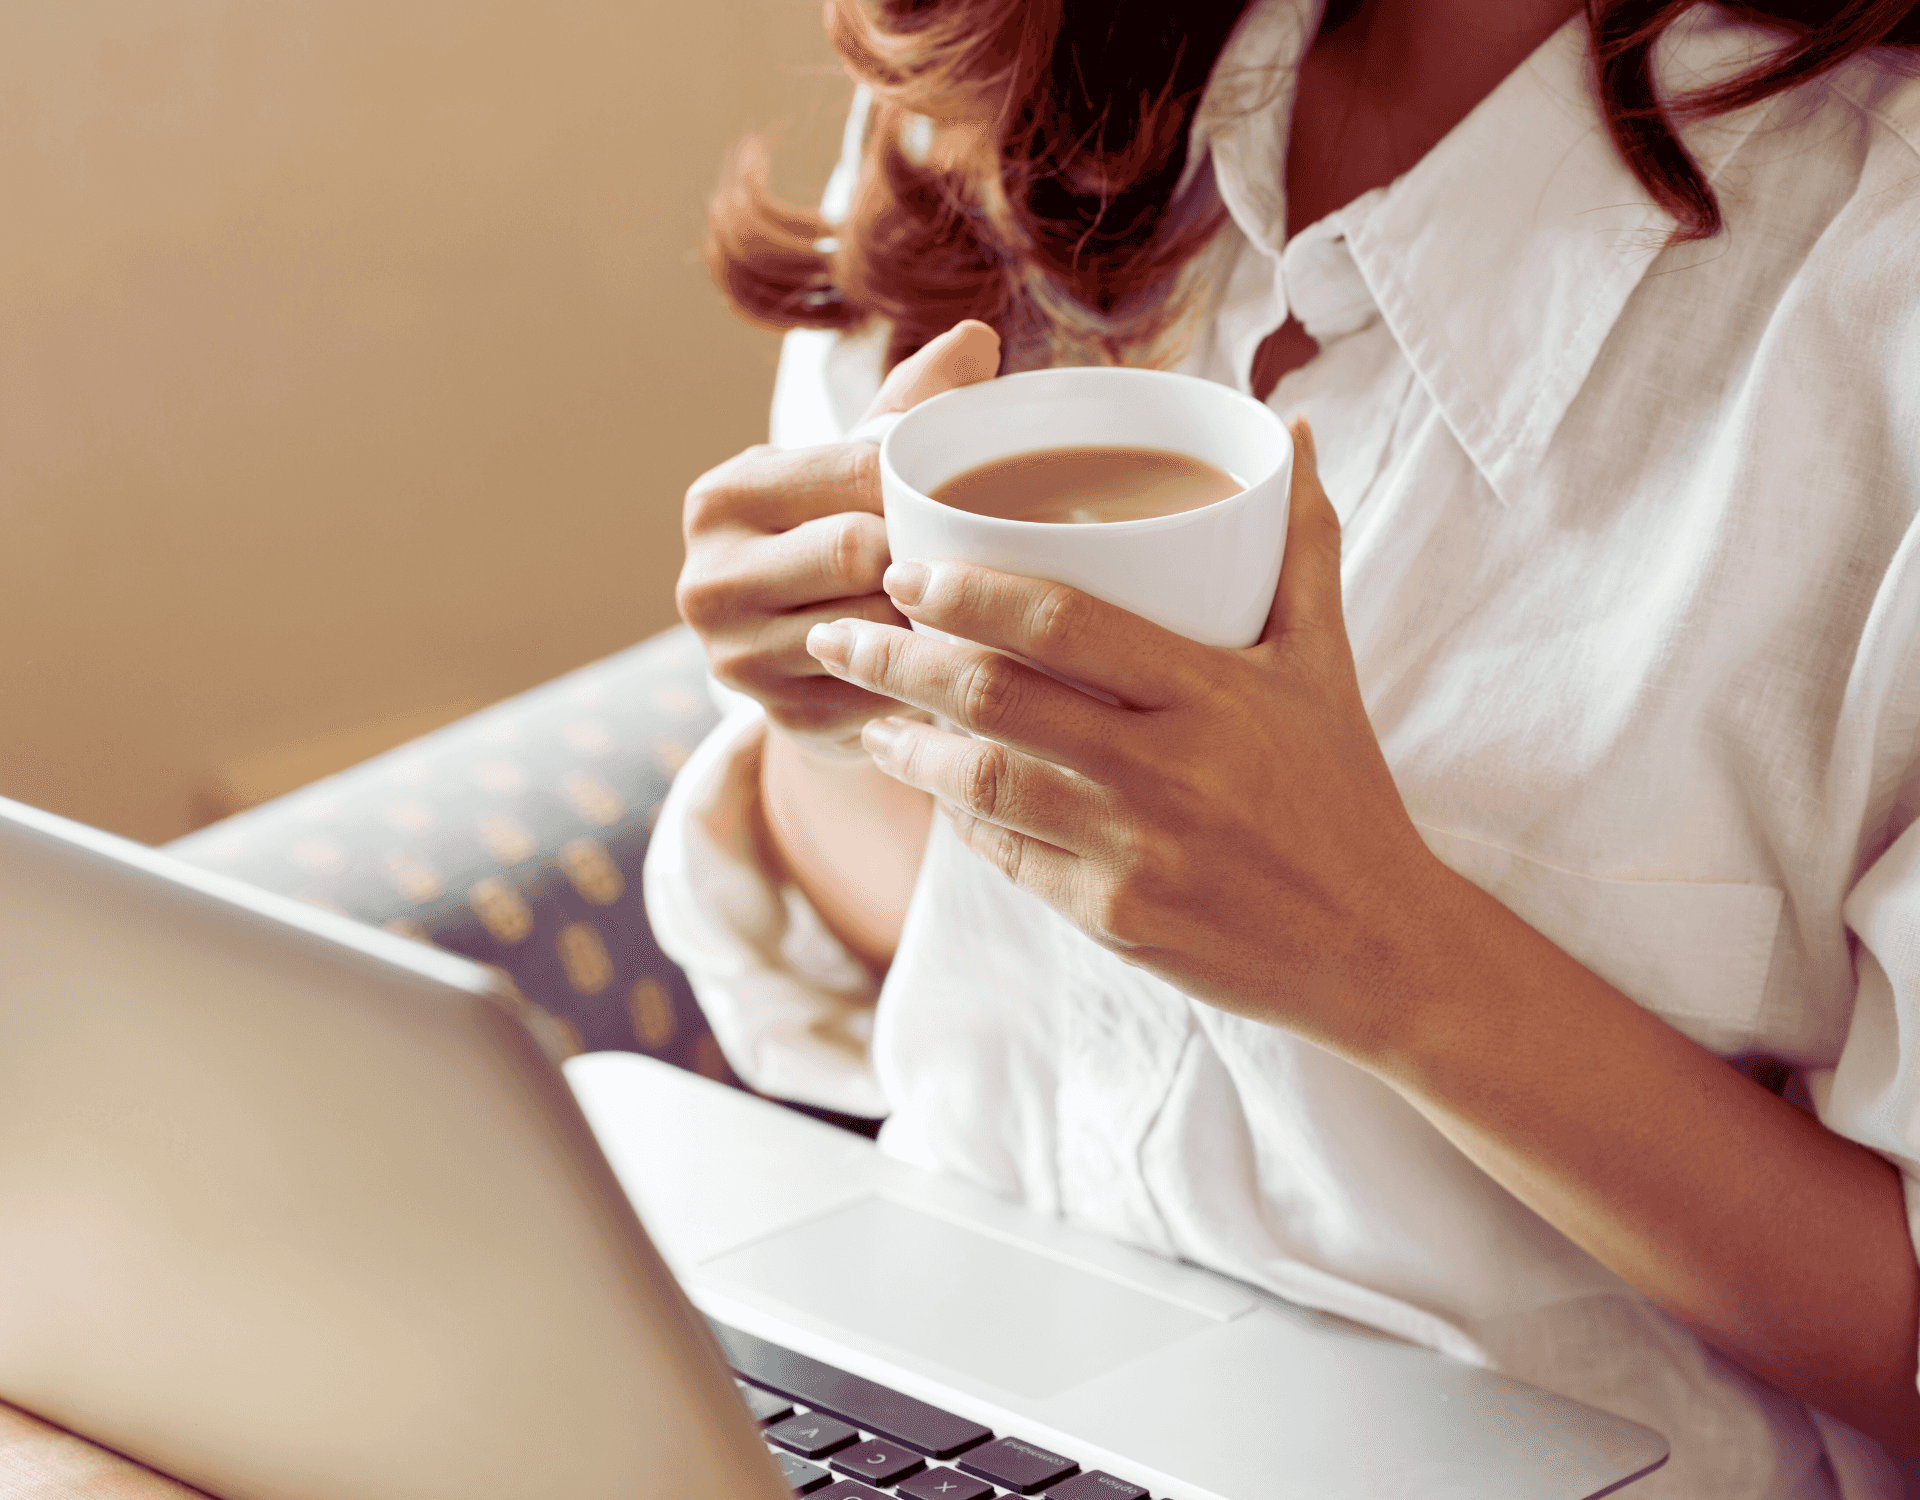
[167,625,880,1135]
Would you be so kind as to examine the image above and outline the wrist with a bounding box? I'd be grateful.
[1331,848,1489,1079]
[760,718,933,972]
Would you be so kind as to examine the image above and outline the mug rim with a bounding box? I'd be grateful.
[878,366,1291,534]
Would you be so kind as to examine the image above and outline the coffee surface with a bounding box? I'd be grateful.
[930,445,1242,524]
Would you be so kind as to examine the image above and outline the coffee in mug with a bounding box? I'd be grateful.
[853,366,1292,654]
[931,446,1244,525]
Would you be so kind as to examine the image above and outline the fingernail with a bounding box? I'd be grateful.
[885,560,929,606]
[862,717,906,758]
[807,621,852,669]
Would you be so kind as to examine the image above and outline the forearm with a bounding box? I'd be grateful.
[1365,861,1920,1454]
[795,405,1920,1453]
[759,723,933,972]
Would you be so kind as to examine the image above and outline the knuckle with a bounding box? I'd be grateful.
[846,620,903,686]
[1311,524,1344,575]
[957,811,1025,887]
[960,743,1015,821]
[1298,504,1344,567]
[1086,880,1147,950]
[1133,826,1183,890]
[705,643,761,694]
[1085,832,1171,951]
[674,566,724,632]
[827,512,889,591]
[840,440,881,495]
[992,828,1028,886]
[957,651,1025,731]
[682,470,740,533]
[676,553,758,636]
[1026,582,1094,658]
[683,444,782,532]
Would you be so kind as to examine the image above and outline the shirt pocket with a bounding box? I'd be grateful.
[1415,823,1784,1053]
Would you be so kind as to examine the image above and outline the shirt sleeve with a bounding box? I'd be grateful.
[1814,792,1920,1402]
[1821,801,1920,1168]
[1810,484,1920,1417]
[641,690,888,1117]
[638,86,892,1118]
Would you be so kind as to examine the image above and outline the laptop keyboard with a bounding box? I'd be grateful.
[714,1320,1152,1500]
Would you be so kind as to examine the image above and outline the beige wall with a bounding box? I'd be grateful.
[0,0,847,843]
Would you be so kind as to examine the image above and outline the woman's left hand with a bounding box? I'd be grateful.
[811,428,1920,1457]
[803,420,1452,1058]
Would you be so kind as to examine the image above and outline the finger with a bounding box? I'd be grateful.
[942,802,1081,909]
[879,559,1201,711]
[756,593,911,666]
[760,674,909,747]
[808,617,1126,775]
[857,319,1001,424]
[707,593,906,707]
[861,716,1103,855]
[684,441,883,535]
[1260,417,1346,646]
[677,510,892,632]
[724,510,893,613]
[684,324,1000,539]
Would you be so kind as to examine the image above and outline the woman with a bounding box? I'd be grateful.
[645,0,1920,1492]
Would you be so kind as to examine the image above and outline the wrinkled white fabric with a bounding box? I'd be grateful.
[643,3,1920,1493]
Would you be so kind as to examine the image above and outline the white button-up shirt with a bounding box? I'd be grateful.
[645,4,1920,1494]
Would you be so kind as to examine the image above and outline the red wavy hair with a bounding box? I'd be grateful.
[708,0,1919,374]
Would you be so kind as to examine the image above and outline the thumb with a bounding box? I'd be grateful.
[1259,417,1345,646]
[857,319,1002,424]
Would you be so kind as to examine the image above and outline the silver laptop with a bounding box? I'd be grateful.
[0,794,1668,1499]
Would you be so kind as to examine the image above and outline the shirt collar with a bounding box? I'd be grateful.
[1182,0,1323,241]
[1187,0,1784,505]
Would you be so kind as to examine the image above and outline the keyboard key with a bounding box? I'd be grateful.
[740,1382,796,1425]
[829,1438,927,1486]
[897,1467,997,1500]
[767,1411,861,1460]
[712,1320,994,1459]
[813,1484,890,1500]
[1048,1472,1151,1499]
[957,1435,1079,1494]
[773,1450,834,1493]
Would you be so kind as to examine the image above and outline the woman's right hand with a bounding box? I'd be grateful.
[676,320,1002,758]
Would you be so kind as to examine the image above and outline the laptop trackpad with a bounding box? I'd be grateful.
[701,1196,1214,1400]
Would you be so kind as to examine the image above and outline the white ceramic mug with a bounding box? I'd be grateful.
[852,367,1292,655]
